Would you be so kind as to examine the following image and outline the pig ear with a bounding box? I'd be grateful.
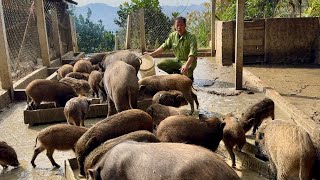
[248,118,255,124]
[139,85,146,93]
[259,132,264,139]
[198,114,208,121]
[87,99,91,105]
[220,122,226,130]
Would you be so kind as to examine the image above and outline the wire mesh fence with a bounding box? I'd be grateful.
[117,2,211,51]
[57,2,72,54]
[2,0,41,83]
[0,0,72,84]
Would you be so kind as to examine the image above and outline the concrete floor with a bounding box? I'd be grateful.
[245,64,320,122]
[0,57,296,179]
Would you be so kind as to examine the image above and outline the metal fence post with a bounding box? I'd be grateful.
[125,14,132,49]
[0,0,13,91]
[139,9,146,53]
[35,0,50,67]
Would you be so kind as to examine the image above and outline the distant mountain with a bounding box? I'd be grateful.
[74,3,206,32]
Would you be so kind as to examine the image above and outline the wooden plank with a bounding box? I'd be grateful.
[244,39,263,46]
[125,14,131,49]
[0,1,13,90]
[35,0,50,66]
[52,9,63,59]
[211,0,216,56]
[235,0,244,90]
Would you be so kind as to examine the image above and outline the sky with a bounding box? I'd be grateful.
[75,0,209,7]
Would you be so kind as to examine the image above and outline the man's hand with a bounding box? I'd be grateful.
[180,64,189,75]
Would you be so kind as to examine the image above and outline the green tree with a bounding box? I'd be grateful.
[74,8,114,53]
[187,2,211,48]
[216,0,275,21]
[114,0,172,49]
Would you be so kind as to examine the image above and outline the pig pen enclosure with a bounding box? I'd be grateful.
[0,0,320,179]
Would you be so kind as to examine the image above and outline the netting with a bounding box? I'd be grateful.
[56,2,72,54]
[117,2,211,51]
[1,0,72,83]
[2,0,41,82]
[44,0,58,60]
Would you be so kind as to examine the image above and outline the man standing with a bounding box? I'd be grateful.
[144,16,198,81]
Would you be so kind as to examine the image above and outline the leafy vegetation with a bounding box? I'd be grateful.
[73,8,114,53]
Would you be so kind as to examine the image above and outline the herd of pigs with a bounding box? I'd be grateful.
[0,50,318,180]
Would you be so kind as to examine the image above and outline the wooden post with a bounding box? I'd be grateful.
[264,17,268,63]
[114,32,119,50]
[125,14,132,49]
[69,15,78,52]
[51,8,63,59]
[0,1,13,91]
[139,9,146,52]
[35,0,50,67]
[72,16,78,52]
[235,0,244,90]
[211,0,216,56]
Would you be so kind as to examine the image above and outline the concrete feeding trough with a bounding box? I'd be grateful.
[65,158,85,180]
[23,98,107,126]
[23,98,152,126]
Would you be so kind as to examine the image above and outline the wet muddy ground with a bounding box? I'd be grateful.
[245,64,320,122]
[0,57,291,179]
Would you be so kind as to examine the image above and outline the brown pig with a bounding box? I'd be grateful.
[152,90,188,107]
[146,104,189,126]
[156,114,225,151]
[88,52,107,65]
[255,120,315,180]
[101,50,141,74]
[222,113,246,168]
[26,79,77,110]
[84,130,159,178]
[57,64,73,80]
[87,141,240,180]
[59,77,91,96]
[73,59,93,74]
[31,124,88,168]
[75,109,153,176]
[139,74,199,115]
[240,97,275,135]
[0,141,19,168]
[102,61,139,117]
[64,96,90,127]
[65,72,89,81]
[88,70,103,98]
